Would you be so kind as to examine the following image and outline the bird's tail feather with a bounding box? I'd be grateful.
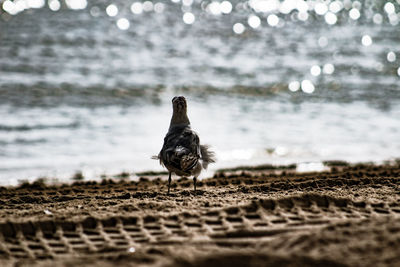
[200,145,216,169]
[151,154,165,167]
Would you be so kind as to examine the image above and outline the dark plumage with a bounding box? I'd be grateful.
[154,96,216,194]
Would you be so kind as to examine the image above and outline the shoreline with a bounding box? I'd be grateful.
[3,158,399,186]
[0,161,400,266]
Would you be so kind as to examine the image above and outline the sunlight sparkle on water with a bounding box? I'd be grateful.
[3,0,46,12]
[2,0,16,15]
[154,3,165,13]
[387,51,396,62]
[314,2,328,15]
[323,63,335,74]
[249,0,279,13]
[310,65,321,76]
[352,1,362,10]
[131,2,143,14]
[298,12,309,21]
[279,0,295,14]
[267,14,279,26]
[65,0,87,10]
[27,0,45,8]
[233,23,245,34]
[343,0,352,9]
[183,12,195,24]
[389,13,399,25]
[373,13,383,24]
[48,0,60,11]
[248,15,261,29]
[208,2,221,15]
[297,162,327,173]
[349,8,360,20]
[361,35,372,46]
[296,0,308,13]
[182,0,193,6]
[117,18,130,30]
[288,81,300,92]
[106,4,118,17]
[143,1,153,12]
[220,1,232,14]
[384,2,396,14]
[325,12,337,25]
[301,80,315,94]
[329,1,343,13]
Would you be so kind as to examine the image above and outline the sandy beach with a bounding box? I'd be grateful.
[0,161,400,266]
[2,1,400,266]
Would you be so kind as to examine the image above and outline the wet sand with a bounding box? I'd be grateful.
[1,161,400,266]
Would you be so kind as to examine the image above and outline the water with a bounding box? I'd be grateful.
[1,0,400,185]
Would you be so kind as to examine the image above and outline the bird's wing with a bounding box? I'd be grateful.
[159,131,179,168]
[160,126,201,172]
[178,128,201,172]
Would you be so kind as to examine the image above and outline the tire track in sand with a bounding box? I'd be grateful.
[1,193,399,261]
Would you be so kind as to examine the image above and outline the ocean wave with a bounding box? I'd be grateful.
[0,122,80,132]
[0,82,398,111]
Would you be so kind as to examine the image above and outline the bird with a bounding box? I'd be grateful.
[153,96,216,195]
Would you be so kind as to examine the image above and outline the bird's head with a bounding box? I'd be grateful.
[170,96,190,127]
[172,96,187,114]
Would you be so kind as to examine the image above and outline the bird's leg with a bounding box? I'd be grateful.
[168,172,172,195]
[193,176,197,194]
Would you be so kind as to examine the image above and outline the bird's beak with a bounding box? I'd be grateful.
[173,96,186,112]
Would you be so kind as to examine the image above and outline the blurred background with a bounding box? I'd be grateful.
[0,0,400,184]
